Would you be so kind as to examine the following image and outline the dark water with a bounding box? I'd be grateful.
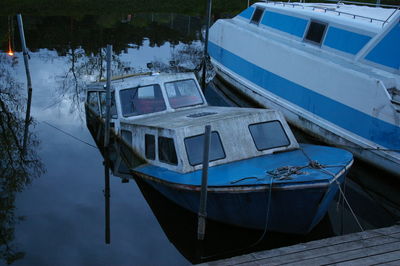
[1,9,399,265]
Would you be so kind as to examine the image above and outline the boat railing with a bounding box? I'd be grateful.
[262,1,400,27]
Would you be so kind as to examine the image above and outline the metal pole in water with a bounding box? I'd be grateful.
[104,44,112,244]
[104,45,112,147]
[104,159,111,244]
[198,125,211,241]
[17,14,33,154]
[201,0,212,91]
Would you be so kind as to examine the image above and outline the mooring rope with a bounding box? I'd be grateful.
[41,121,98,149]
[300,148,366,233]
[248,175,274,247]
[199,175,274,260]
[335,180,365,232]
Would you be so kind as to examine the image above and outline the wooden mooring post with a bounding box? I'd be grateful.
[104,44,112,244]
[16,14,33,154]
[198,125,211,241]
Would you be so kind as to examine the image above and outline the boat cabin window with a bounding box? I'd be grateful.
[158,137,178,165]
[87,92,100,114]
[249,121,290,151]
[120,84,166,117]
[184,132,225,166]
[111,91,117,118]
[165,79,203,109]
[99,92,107,117]
[145,134,156,160]
[98,91,118,118]
[304,20,327,45]
[121,130,132,146]
[250,7,264,25]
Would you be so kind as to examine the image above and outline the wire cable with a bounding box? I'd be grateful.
[41,121,98,149]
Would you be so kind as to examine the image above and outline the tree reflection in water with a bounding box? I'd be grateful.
[57,45,133,118]
[0,54,44,264]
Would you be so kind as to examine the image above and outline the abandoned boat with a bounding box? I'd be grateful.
[208,1,400,177]
[85,72,353,234]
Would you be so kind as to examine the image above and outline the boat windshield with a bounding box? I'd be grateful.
[165,79,203,109]
[120,84,166,117]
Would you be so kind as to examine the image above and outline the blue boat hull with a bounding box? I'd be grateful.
[139,174,344,235]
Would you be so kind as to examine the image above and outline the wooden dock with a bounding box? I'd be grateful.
[202,224,400,265]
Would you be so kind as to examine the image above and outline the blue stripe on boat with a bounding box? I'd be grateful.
[366,21,400,70]
[261,11,308,38]
[209,41,400,150]
[324,26,372,55]
[136,144,352,186]
[238,6,255,20]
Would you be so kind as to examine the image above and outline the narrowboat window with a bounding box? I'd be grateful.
[145,134,155,160]
[165,79,203,109]
[305,21,327,45]
[120,84,166,117]
[249,121,290,151]
[87,92,100,114]
[250,7,264,25]
[184,132,226,166]
[121,130,132,146]
[158,137,178,165]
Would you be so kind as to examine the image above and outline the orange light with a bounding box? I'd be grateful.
[7,50,14,56]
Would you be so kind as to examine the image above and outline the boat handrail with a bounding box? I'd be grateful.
[320,0,400,9]
[99,72,153,82]
[262,1,400,27]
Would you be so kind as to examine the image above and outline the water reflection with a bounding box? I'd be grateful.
[85,78,400,263]
[32,13,206,117]
[0,54,44,264]
[57,46,132,115]
[97,137,336,264]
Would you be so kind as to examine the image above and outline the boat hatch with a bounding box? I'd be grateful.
[187,112,217,118]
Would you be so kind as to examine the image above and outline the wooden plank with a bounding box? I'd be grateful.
[378,259,400,266]
[335,250,400,265]
[281,241,400,265]
[250,226,400,261]
[202,225,400,266]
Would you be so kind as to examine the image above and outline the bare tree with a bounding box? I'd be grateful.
[0,54,44,265]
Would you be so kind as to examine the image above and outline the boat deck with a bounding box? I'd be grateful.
[201,224,400,265]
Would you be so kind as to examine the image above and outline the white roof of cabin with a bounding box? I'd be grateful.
[120,106,299,173]
[121,106,274,130]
